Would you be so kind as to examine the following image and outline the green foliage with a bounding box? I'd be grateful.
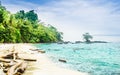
[25,10,38,22]
[15,10,25,19]
[0,4,63,43]
[15,10,38,23]
[83,33,93,43]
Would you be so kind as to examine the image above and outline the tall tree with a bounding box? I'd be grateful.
[15,10,25,19]
[25,10,38,22]
[83,33,93,43]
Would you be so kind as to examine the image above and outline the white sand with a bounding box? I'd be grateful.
[0,44,88,75]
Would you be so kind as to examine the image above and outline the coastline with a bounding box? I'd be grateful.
[0,44,88,75]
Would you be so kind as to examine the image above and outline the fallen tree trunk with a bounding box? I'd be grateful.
[0,53,14,59]
[18,58,37,61]
[38,50,46,53]
[16,62,27,74]
[23,59,37,61]
[0,58,11,63]
[7,61,23,75]
[29,49,38,51]
[0,52,18,59]
[30,49,46,53]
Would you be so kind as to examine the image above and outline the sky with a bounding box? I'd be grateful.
[1,0,120,42]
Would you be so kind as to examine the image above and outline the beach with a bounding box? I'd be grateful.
[0,44,88,75]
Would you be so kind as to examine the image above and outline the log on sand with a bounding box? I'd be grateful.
[7,61,27,75]
[0,46,37,75]
[38,50,46,53]
[22,58,37,61]
[0,52,18,59]
[7,61,22,75]
[0,58,11,63]
[18,58,37,61]
[30,49,46,53]
[16,62,27,73]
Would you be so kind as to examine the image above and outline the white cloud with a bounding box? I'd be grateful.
[1,0,120,42]
[36,0,120,41]
[1,0,38,13]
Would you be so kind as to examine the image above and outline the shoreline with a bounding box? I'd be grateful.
[0,44,88,75]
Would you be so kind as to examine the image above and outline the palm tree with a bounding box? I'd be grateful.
[83,33,93,43]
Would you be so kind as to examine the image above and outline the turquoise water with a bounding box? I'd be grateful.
[34,43,120,75]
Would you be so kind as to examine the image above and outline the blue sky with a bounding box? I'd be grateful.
[21,0,57,5]
[1,0,120,42]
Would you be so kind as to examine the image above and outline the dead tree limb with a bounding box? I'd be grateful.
[16,62,27,74]
[0,58,11,63]
[6,61,23,75]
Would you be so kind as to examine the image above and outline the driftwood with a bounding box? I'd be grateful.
[3,63,12,68]
[0,46,18,60]
[38,50,46,53]
[17,58,37,62]
[0,53,14,59]
[1,59,28,74]
[23,58,37,61]
[30,49,46,53]
[18,57,37,61]
[16,62,27,73]
[0,58,11,63]
[18,58,37,61]
[2,60,17,73]
[3,62,15,70]
[29,49,38,51]
[0,46,37,75]
[0,61,13,73]
[3,67,8,73]
[0,52,18,59]
[7,61,23,75]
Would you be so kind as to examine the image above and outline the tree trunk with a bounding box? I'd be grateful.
[7,61,23,75]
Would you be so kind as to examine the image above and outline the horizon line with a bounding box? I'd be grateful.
[93,34,120,36]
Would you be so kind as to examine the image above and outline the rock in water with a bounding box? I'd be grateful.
[59,59,67,63]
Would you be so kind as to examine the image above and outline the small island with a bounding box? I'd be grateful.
[57,33,108,44]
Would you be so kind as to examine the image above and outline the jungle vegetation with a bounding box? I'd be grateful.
[0,4,63,43]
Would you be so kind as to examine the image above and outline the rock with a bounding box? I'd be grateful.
[64,41,70,44]
[75,41,82,43]
[57,42,63,44]
[59,59,67,63]
[38,50,46,53]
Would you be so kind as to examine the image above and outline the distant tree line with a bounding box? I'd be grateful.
[0,4,63,43]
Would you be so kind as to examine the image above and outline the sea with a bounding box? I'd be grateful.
[34,43,120,75]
